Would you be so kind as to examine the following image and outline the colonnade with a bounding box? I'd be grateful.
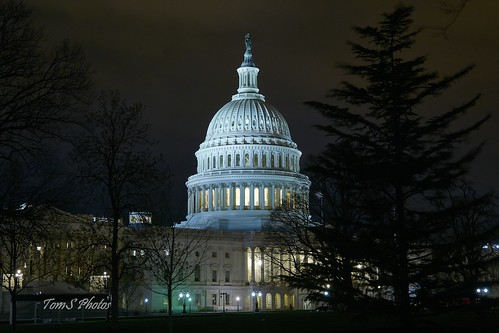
[187,182,308,215]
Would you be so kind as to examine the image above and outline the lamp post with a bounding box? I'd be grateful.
[188,297,192,313]
[144,298,148,313]
[236,297,240,312]
[179,292,190,314]
[251,291,262,312]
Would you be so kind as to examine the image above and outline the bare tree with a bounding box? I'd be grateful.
[0,156,68,332]
[144,225,209,331]
[0,0,90,161]
[70,90,161,321]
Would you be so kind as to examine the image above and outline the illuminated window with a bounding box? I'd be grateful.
[235,187,241,207]
[244,187,250,207]
[254,187,260,207]
[203,190,208,209]
[244,153,250,167]
[225,188,230,207]
[264,187,270,208]
[275,188,281,207]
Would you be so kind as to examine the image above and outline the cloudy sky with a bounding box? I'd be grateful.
[26,0,499,199]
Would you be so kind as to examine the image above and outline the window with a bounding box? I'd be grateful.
[244,153,250,166]
[235,154,241,167]
[244,187,250,208]
[225,270,230,283]
[212,252,217,258]
[225,188,230,207]
[254,187,260,207]
[225,252,230,259]
[235,187,241,207]
[212,270,217,282]
[194,265,201,282]
[212,294,217,305]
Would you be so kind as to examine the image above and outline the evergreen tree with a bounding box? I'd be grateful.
[305,5,494,321]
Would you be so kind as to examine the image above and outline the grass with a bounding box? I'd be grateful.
[0,309,498,333]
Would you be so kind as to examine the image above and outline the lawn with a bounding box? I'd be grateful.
[0,310,497,333]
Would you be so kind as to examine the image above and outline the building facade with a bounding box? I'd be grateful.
[161,34,311,312]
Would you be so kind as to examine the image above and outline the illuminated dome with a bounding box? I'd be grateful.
[203,95,295,148]
[179,34,310,231]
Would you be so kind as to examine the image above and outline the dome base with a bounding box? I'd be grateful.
[178,210,271,231]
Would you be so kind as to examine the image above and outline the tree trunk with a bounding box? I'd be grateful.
[111,216,120,321]
[10,291,17,333]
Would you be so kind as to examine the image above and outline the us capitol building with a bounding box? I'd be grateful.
[163,34,311,312]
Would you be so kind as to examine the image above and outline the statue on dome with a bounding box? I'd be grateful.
[242,33,255,67]
[245,33,252,52]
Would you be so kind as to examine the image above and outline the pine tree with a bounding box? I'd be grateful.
[306,5,494,321]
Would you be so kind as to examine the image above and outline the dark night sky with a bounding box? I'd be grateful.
[25,0,499,200]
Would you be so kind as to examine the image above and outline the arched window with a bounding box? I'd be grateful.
[212,156,216,169]
[220,155,224,168]
[244,153,250,167]
[262,154,267,168]
[236,154,241,167]
[228,154,232,167]
[253,153,259,167]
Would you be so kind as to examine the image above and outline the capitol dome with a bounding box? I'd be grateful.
[179,34,310,231]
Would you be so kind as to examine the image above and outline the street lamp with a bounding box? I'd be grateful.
[251,291,262,312]
[179,291,190,314]
[236,296,240,312]
[144,298,148,313]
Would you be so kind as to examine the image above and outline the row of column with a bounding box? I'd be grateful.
[188,183,307,214]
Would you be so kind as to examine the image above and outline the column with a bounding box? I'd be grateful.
[251,247,255,283]
[250,183,255,210]
[230,184,235,210]
[208,185,213,211]
[271,184,275,209]
[259,184,264,210]
[240,183,245,210]
[221,184,226,210]
[194,188,200,213]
